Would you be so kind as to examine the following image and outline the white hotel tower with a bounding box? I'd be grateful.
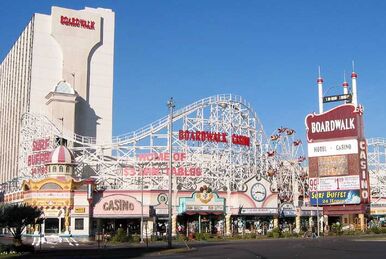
[0,6,115,185]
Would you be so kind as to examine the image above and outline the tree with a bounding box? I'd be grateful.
[0,203,43,245]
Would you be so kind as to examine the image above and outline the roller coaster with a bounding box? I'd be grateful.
[10,94,386,206]
[16,94,306,205]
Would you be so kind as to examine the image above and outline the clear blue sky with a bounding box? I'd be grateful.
[1,0,386,143]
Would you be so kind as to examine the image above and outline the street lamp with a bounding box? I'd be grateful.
[316,169,320,237]
[140,165,145,244]
[167,97,175,249]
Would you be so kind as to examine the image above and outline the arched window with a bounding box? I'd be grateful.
[59,166,63,172]
[66,166,70,173]
[40,183,63,190]
[53,166,57,172]
[48,167,51,173]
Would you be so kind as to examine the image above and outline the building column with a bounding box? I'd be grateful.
[295,215,301,232]
[225,214,231,236]
[308,217,313,231]
[172,214,177,236]
[273,216,279,229]
[145,220,153,240]
[96,218,102,234]
[64,209,70,234]
[359,214,366,232]
[198,214,201,233]
[323,215,329,233]
[319,216,324,233]
[58,217,62,235]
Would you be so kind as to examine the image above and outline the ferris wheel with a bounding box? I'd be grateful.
[266,127,308,203]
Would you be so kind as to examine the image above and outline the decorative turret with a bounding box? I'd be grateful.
[342,71,349,96]
[46,145,76,179]
[45,80,77,134]
[351,70,358,107]
[317,67,324,114]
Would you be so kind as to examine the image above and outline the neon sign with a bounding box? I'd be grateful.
[28,138,51,175]
[178,130,250,146]
[60,16,95,30]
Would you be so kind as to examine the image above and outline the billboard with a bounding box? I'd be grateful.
[308,139,358,157]
[305,104,363,143]
[309,175,360,192]
[310,190,361,205]
[317,155,348,177]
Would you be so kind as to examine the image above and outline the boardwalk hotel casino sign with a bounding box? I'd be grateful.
[305,104,370,210]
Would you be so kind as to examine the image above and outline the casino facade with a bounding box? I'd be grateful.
[1,6,386,240]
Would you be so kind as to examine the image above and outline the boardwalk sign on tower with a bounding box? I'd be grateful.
[305,71,370,222]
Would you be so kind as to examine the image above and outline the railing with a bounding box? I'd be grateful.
[367,138,386,146]
[23,94,257,147]
[108,94,255,144]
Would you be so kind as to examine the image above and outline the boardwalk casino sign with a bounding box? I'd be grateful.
[305,104,364,142]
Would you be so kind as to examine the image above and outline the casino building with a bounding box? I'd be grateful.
[0,6,283,238]
[0,6,115,185]
[3,5,384,241]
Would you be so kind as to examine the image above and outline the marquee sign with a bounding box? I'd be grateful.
[305,104,363,143]
[121,152,202,178]
[60,15,95,30]
[308,139,358,157]
[27,138,54,176]
[309,175,360,192]
[178,191,225,214]
[358,139,370,203]
[240,208,278,215]
[179,130,250,147]
[310,190,361,205]
[93,194,148,218]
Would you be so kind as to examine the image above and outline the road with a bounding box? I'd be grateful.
[4,236,386,258]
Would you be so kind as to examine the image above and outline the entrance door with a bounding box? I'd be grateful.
[45,218,59,234]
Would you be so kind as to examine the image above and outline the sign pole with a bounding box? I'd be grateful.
[316,170,320,237]
[167,97,175,249]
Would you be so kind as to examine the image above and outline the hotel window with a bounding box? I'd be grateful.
[59,166,63,172]
[75,218,84,230]
[53,166,57,172]
[66,166,70,173]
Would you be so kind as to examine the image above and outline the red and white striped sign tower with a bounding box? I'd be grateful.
[305,68,370,233]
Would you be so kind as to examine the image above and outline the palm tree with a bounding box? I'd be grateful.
[0,204,43,245]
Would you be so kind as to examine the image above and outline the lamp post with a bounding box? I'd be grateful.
[138,156,159,244]
[167,97,175,249]
[140,165,145,243]
[316,171,320,237]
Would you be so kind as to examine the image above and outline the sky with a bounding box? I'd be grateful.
[1,0,386,147]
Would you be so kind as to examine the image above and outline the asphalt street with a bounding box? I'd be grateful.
[4,236,386,259]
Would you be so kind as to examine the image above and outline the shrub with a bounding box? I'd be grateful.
[343,230,355,235]
[111,228,130,243]
[244,233,257,239]
[370,226,381,234]
[0,243,34,255]
[282,231,292,238]
[195,232,211,240]
[131,234,141,243]
[271,227,281,238]
[331,224,343,235]
[0,244,10,253]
